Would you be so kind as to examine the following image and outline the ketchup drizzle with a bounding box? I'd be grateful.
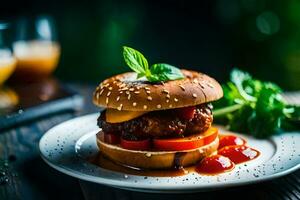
[195,155,235,175]
[195,135,260,175]
[218,145,260,164]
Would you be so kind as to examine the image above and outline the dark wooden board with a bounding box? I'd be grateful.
[0,79,83,131]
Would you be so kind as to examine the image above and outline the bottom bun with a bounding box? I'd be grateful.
[96,132,219,169]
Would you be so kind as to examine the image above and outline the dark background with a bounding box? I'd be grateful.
[2,0,300,89]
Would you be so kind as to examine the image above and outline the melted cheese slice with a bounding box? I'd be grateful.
[105,109,148,123]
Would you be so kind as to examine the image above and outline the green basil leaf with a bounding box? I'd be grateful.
[148,63,184,82]
[136,73,145,79]
[123,46,149,75]
[122,46,184,82]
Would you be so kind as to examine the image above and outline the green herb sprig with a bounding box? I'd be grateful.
[122,46,184,82]
[213,68,299,138]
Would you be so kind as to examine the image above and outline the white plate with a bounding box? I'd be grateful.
[39,113,300,193]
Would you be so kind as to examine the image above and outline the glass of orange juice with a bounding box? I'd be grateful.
[0,23,16,86]
[12,16,60,82]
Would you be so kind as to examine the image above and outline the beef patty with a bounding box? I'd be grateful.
[97,103,213,140]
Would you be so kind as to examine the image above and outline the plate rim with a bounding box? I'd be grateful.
[39,113,300,192]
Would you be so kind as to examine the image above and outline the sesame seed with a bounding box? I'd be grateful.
[207,83,214,88]
[162,89,169,94]
[145,153,152,157]
[113,80,117,84]
[100,89,104,95]
[121,87,129,91]
[192,93,197,98]
[147,96,152,101]
[143,105,147,110]
[146,90,151,94]
[174,98,178,102]
[108,87,113,90]
[106,97,109,105]
[166,99,170,103]
[192,79,199,84]
[157,104,162,108]
[125,91,130,95]
[144,87,150,90]
[179,85,185,91]
[116,96,120,101]
[166,94,170,99]
[107,91,111,97]
[117,104,123,111]
[129,88,134,91]
[133,102,137,107]
[169,104,173,108]
[128,94,131,100]
[96,93,100,99]
[199,83,205,89]
[120,91,123,94]
[134,91,140,94]
[136,86,141,90]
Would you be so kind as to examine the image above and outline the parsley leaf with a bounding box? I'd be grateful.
[213,68,299,138]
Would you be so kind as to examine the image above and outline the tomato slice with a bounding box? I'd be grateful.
[218,135,246,149]
[104,133,120,144]
[153,127,218,151]
[120,138,151,150]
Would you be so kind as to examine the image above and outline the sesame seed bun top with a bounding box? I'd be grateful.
[93,69,223,111]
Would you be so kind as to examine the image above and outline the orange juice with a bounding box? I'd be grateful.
[12,40,60,80]
[0,52,16,85]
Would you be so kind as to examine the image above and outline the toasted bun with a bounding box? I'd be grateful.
[93,69,223,111]
[96,132,219,169]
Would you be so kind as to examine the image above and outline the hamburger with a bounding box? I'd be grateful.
[93,47,223,169]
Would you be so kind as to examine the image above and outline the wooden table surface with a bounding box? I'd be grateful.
[0,84,299,200]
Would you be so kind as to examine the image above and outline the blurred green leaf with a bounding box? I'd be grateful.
[213,68,299,138]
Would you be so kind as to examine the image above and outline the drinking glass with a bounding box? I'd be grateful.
[12,15,60,81]
[0,23,16,86]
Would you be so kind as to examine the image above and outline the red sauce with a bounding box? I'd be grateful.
[218,145,260,164]
[218,135,246,149]
[195,155,235,175]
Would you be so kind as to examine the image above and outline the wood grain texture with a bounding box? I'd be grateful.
[0,84,96,200]
[0,84,299,200]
